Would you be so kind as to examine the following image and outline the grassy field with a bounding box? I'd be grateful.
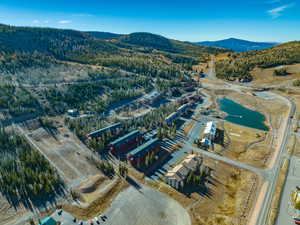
[221,122,270,168]
[251,63,300,87]
[215,53,231,61]
[189,161,258,225]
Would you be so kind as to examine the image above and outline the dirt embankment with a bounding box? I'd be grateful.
[63,178,129,220]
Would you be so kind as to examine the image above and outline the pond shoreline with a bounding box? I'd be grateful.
[218,97,269,131]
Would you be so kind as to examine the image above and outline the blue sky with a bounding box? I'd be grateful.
[0,0,298,42]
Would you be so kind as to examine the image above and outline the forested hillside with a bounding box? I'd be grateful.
[0,84,42,117]
[215,41,300,81]
[0,24,226,84]
[0,24,227,119]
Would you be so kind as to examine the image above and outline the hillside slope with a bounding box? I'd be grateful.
[197,38,277,52]
[215,41,300,81]
[118,32,227,56]
[0,24,227,84]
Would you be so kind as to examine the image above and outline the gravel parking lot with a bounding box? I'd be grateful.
[103,185,191,225]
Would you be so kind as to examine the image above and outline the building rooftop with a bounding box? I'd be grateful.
[145,90,160,100]
[203,121,217,135]
[165,154,201,181]
[128,138,159,157]
[165,112,179,121]
[110,130,140,146]
[177,103,190,111]
[88,123,122,137]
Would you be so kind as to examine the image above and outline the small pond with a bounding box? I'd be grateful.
[219,98,269,131]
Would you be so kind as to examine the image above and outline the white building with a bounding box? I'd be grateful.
[67,109,79,117]
[203,121,217,140]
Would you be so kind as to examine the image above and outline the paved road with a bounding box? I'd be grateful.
[185,143,270,179]
[255,97,296,225]
[206,56,216,79]
[276,155,300,225]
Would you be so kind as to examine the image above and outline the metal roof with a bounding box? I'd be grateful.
[88,123,122,136]
[110,130,140,146]
[203,121,217,135]
[145,90,160,100]
[127,138,159,157]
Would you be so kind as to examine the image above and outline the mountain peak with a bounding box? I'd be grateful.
[196,38,278,52]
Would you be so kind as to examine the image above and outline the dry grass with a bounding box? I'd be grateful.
[266,159,289,225]
[251,64,300,87]
[193,62,209,73]
[215,53,231,61]
[147,181,198,208]
[62,178,129,220]
[222,122,270,168]
[293,137,300,157]
[215,90,290,169]
[189,162,258,225]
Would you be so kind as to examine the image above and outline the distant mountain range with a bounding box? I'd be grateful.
[74,32,279,52]
[196,38,278,52]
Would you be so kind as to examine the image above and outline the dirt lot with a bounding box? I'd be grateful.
[26,124,101,186]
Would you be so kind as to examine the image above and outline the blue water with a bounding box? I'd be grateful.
[219,98,269,131]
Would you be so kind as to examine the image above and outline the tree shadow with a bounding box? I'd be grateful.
[180,175,215,199]
[1,181,66,212]
[214,128,225,146]
[126,176,142,190]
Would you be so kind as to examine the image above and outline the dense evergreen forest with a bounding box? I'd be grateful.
[0,84,41,117]
[215,41,300,80]
[0,127,64,207]
[42,76,152,114]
